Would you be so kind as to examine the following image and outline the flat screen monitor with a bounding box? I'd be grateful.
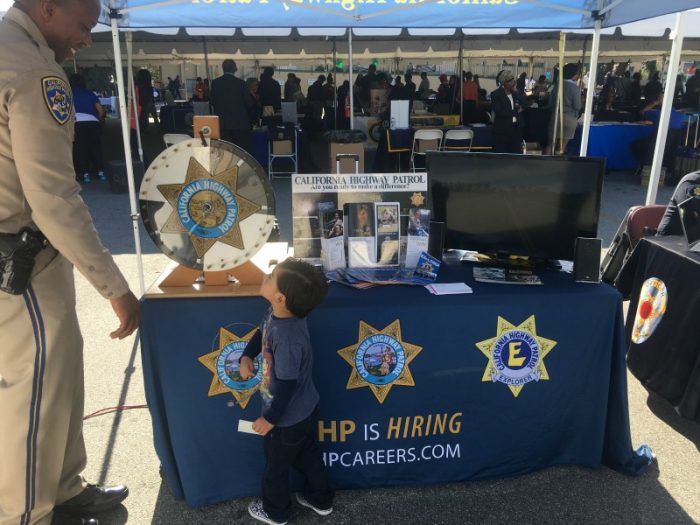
[426,152,605,261]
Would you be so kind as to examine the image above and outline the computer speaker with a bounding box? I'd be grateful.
[428,221,445,260]
[573,237,602,283]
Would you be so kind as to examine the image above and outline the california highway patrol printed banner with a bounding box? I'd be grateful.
[292,173,427,259]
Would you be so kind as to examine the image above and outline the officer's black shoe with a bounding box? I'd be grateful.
[52,515,99,525]
[54,484,128,515]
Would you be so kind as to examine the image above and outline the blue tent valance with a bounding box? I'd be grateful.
[103,0,700,30]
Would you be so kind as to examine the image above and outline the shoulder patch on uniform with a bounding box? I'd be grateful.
[42,76,72,125]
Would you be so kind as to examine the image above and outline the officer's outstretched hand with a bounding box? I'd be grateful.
[110,291,141,339]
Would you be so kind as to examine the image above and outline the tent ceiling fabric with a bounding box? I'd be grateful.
[80,29,700,62]
[103,0,700,30]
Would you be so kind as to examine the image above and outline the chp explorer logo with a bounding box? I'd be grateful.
[476,315,557,398]
[198,325,261,409]
[337,320,422,404]
[42,76,72,125]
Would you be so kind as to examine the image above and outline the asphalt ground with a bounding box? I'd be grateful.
[68,128,699,525]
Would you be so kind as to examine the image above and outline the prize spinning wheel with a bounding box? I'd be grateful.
[139,139,276,273]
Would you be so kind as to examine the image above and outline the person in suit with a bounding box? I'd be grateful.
[490,70,527,153]
[258,66,281,113]
[209,59,254,154]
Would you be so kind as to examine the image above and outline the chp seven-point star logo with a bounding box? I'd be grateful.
[157,157,261,259]
[475,315,557,398]
[198,326,261,409]
[338,320,422,403]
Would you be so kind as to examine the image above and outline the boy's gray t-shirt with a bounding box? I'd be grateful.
[259,309,320,427]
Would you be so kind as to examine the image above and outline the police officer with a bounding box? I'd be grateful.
[0,0,140,524]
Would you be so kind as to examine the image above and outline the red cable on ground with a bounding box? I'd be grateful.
[83,404,148,421]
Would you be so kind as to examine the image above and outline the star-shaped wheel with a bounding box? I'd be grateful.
[157,157,261,259]
[475,315,557,398]
[337,320,422,404]
[198,326,260,409]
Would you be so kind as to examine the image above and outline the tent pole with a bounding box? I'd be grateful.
[580,17,601,157]
[182,61,188,99]
[459,34,463,125]
[549,32,564,154]
[333,40,337,130]
[348,29,354,130]
[557,32,566,153]
[203,37,211,82]
[126,32,144,164]
[646,10,686,205]
[110,13,145,296]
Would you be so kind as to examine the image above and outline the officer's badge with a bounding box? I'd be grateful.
[337,319,422,403]
[476,315,557,398]
[631,277,667,344]
[42,76,72,125]
[198,325,261,409]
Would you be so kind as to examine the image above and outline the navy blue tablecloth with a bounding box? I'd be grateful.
[617,236,700,422]
[140,261,647,507]
[568,123,654,170]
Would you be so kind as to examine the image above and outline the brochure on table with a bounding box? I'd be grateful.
[292,173,428,265]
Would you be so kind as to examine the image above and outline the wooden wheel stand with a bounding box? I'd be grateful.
[144,242,290,299]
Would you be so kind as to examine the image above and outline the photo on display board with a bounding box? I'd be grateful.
[346,203,376,238]
[322,210,344,239]
[375,202,400,266]
[408,208,430,237]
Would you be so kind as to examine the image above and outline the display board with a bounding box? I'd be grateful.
[291,173,427,260]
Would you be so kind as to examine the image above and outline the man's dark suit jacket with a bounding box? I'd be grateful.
[258,77,282,110]
[490,87,520,129]
[490,87,528,153]
[209,73,252,131]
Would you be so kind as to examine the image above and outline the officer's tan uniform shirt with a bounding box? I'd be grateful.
[0,7,129,300]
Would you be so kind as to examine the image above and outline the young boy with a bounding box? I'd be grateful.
[239,258,334,525]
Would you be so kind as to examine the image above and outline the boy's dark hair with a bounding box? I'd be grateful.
[276,258,328,318]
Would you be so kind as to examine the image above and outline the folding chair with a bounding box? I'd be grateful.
[441,129,474,151]
[163,133,192,148]
[268,124,298,179]
[409,129,443,172]
[600,204,667,285]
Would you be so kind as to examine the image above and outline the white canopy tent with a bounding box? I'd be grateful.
[100,1,700,294]
[3,0,700,293]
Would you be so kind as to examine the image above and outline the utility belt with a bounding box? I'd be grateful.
[0,228,48,295]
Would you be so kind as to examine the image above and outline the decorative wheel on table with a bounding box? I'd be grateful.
[139,139,276,271]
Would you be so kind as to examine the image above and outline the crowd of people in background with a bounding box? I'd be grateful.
[74,59,700,180]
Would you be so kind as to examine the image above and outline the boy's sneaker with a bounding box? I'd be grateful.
[97,171,108,181]
[82,173,91,183]
[295,493,333,516]
[247,500,287,525]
